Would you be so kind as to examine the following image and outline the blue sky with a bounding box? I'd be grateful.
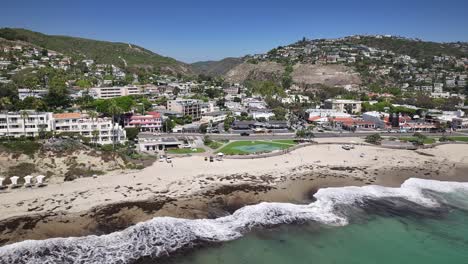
[1,0,467,63]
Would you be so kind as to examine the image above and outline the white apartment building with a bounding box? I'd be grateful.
[90,86,142,99]
[200,111,228,124]
[305,108,351,118]
[18,88,49,101]
[324,99,363,114]
[167,99,202,120]
[0,111,54,138]
[53,113,126,145]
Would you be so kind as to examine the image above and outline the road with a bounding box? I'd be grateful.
[138,131,465,141]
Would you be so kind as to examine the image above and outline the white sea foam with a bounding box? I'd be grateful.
[1,178,467,264]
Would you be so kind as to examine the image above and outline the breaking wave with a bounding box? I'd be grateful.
[1,178,468,264]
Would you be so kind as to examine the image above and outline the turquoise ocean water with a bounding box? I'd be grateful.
[1,178,468,264]
[167,205,468,264]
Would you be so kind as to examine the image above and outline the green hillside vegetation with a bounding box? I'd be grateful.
[191,57,243,76]
[349,36,467,60]
[0,28,190,74]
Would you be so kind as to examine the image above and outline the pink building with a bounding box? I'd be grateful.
[124,112,162,132]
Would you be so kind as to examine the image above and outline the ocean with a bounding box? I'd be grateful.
[1,178,468,264]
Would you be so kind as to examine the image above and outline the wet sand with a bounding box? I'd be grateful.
[0,143,467,245]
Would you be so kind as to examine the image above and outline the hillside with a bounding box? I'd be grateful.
[0,28,192,74]
[215,35,468,91]
[348,36,468,61]
[191,57,243,76]
[224,61,361,88]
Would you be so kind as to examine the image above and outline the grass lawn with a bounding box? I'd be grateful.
[399,137,436,144]
[166,148,205,154]
[205,141,225,150]
[218,140,296,155]
[445,136,468,142]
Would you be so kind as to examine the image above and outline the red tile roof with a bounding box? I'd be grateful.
[53,113,82,119]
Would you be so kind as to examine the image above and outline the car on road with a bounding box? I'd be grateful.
[240,132,250,136]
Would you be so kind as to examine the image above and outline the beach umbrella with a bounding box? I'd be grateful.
[217,152,224,156]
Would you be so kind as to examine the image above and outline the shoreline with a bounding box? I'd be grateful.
[0,142,468,246]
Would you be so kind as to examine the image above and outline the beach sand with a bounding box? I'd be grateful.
[1,141,467,245]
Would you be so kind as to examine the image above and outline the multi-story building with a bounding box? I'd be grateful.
[124,112,163,132]
[167,99,202,120]
[18,88,49,101]
[90,86,142,99]
[0,111,54,138]
[324,99,363,114]
[53,113,126,145]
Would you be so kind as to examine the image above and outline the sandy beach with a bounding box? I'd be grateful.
[1,139,468,245]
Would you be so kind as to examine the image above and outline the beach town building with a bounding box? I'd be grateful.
[306,109,351,124]
[200,111,228,124]
[137,136,183,152]
[124,112,163,132]
[249,108,275,120]
[224,86,239,95]
[200,101,219,114]
[0,111,54,138]
[324,99,363,114]
[53,113,126,145]
[18,88,49,101]
[90,86,142,99]
[362,111,389,129]
[167,99,202,121]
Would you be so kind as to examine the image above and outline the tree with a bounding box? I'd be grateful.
[125,127,139,141]
[365,133,382,145]
[224,114,235,131]
[272,107,287,120]
[0,97,13,111]
[199,123,208,134]
[173,87,180,96]
[295,129,305,138]
[108,102,123,149]
[44,76,70,109]
[163,119,175,132]
[76,79,92,88]
[88,111,98,146]
[295,127,314,140]
[20,110,29,137]
[0,97,13,140]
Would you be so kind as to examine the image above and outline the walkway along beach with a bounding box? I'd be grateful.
[0,141,467,245]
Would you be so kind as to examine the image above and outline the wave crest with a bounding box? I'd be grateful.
[1,178,467,264]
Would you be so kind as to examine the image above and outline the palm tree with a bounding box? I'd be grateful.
[0,97,13,141]
[108,102,122,150]
[88,110,98,146]
[20,110,30,138]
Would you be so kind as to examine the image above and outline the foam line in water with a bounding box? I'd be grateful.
[1,178,468,264]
